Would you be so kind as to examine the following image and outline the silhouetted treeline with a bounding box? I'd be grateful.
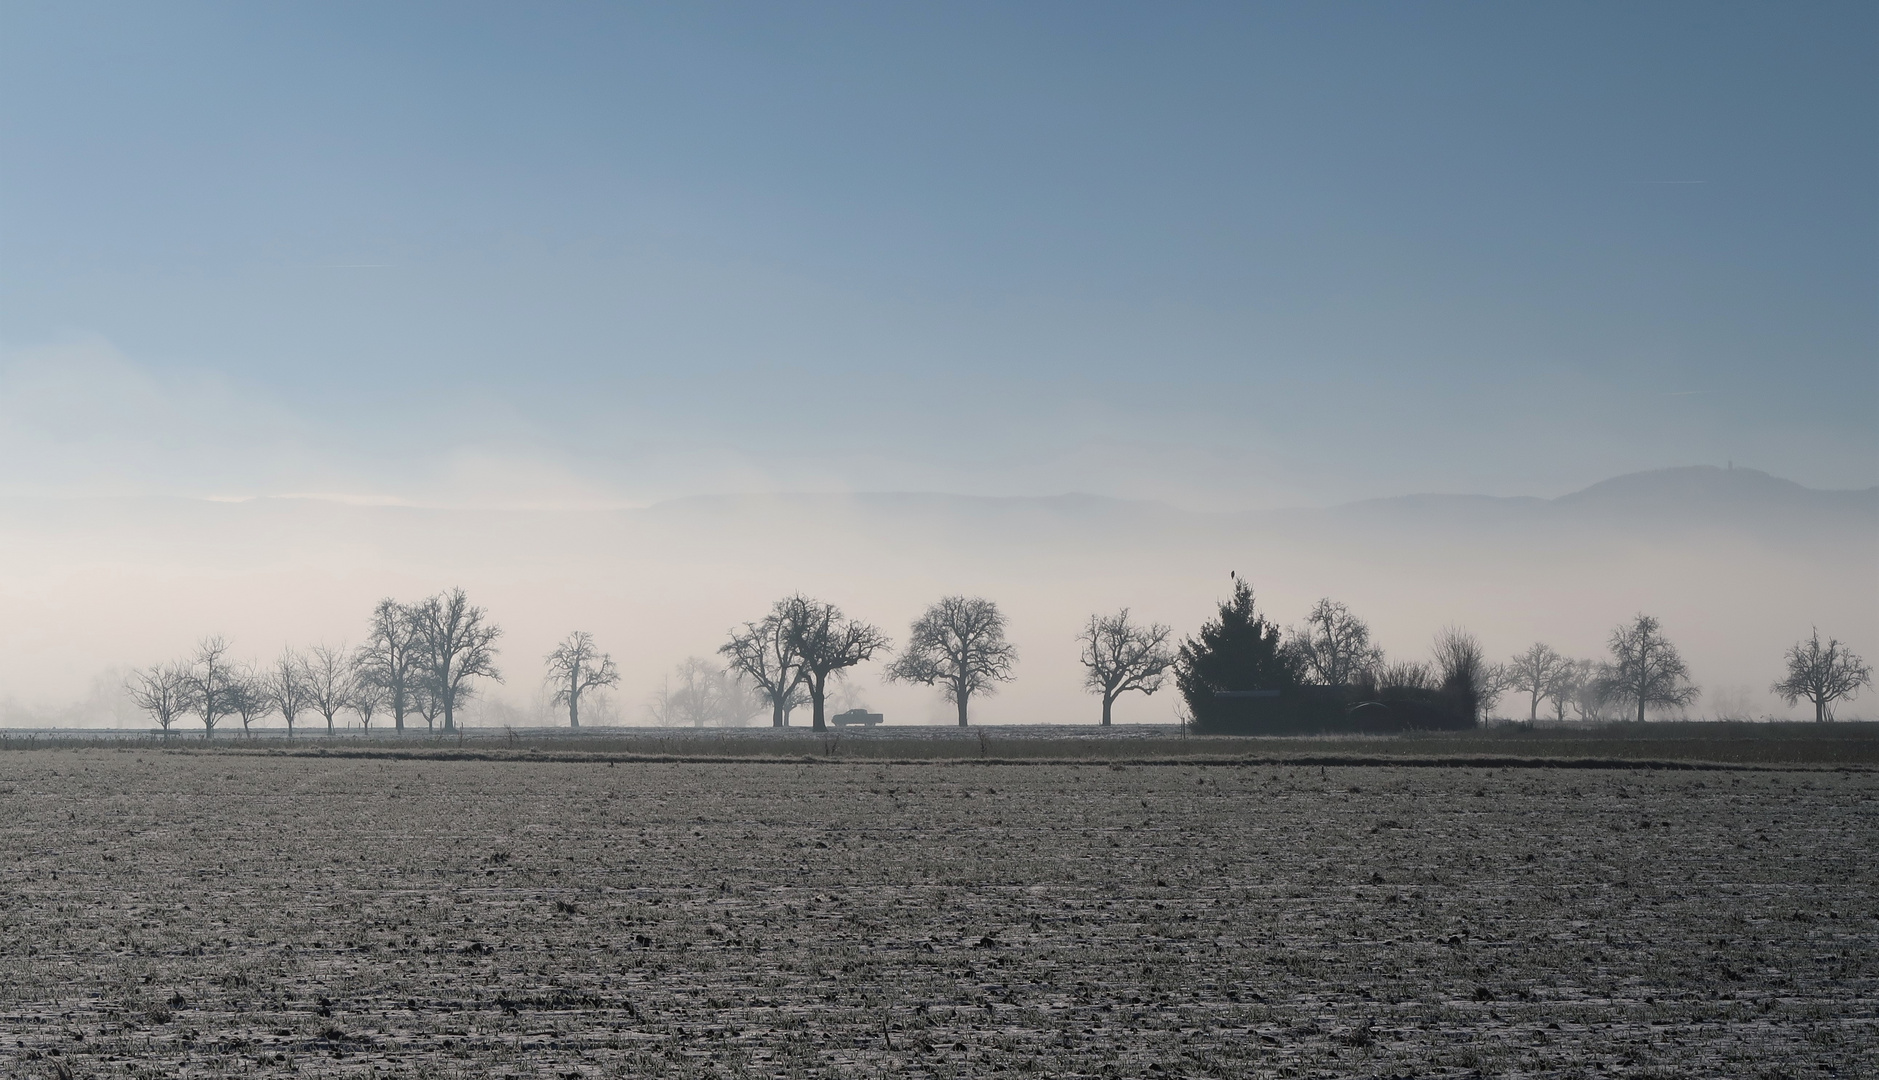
[127,577,1871,735]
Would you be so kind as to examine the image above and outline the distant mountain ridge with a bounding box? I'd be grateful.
[1552,465,1876,515]
[639,465,1877,535]
[1300,464,1869,532]
[0,468,1865,556]
[1286,464,1866,513]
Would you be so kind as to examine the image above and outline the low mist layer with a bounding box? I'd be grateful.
[1,466,1870,727]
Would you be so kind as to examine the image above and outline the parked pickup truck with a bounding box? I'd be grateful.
[830,708,884,727]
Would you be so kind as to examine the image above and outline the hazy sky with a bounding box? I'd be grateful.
[2,2,1873,508]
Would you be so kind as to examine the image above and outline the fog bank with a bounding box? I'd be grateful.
[0,466,1870,728]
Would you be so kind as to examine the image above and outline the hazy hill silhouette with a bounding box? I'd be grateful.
[637,465,1876,545]
[1313,465,1874,537]
[1552,465,1876,523]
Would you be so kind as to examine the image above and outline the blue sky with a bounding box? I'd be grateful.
[1,2,1872,507]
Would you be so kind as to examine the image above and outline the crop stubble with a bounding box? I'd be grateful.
[0,751,1872,1078]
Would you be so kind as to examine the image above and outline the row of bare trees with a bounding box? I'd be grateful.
[1283,601,1871,724]
[1502,617,1700,724]
[1171,578,1872,725]
[1500,620,1872,724]
[126,638,368,738]
[129,585,1872,734]
[644,657,760,728]
[127,589,503,736]
[1168,578,1502,726]
[1278,598,1502,712]
[1243,595,1871,724]
[717,593,1179,729]
[715,593,1178,730]
[717,595,895,731]
[636,596,1168,730]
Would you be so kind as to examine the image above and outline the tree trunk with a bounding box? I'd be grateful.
[1529,692,1539,722]
[1101,695,1113,726]
[956,692,969,728]
[441,661,455,730]
[1636,696,1646,724]
[570,692,580,728]
[1816,697,1827,723]
[327,714,335,735]
[772,698,784,727]
[810,677,826,731]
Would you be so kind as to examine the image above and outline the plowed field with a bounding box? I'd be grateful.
[1,750,1872,1077]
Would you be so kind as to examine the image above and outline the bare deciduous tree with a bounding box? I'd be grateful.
[409,588,502,731]
[1375,660,1434,692]
[545,631,620,728]
[1507,643,1571,722]
[348,669,387,731]
[303,644,352,736]
[1562,659,1615,722]
[1542,657,1580,722]
[411,679,442,731]
[185,636,240,738]
[1287,599,1384,686]
[1480,665,1510,718]
[721,601,811,727]
[127,662,191,732]
[1606,614,1698,723]
[267,648,310,738]
[646,658,761,727]
[1432,626,1497,722]
[227,667,273,737]
[783,596,891,731]
[1772,629,1872,722]
[354,599,420,733]
[1077,609,1174,726]
[885,596,1016,728]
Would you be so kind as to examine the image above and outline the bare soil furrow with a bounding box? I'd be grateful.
[0,753,1870,1077]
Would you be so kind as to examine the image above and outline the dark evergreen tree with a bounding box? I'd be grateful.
[1175,574,1297,727]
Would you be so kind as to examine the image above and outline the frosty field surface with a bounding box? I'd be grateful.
[0,751,1873,1078]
